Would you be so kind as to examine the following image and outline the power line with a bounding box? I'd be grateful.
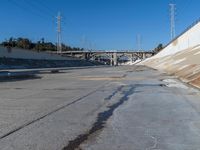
[21,0,71,42]
[22,0,56,18]
[180,0,191,13]
[24,0,70,27]
[8,0,50,21]
[8,0,65,26]
[8,0,77,48]
[8,0,67,46]
[34,0,57,16]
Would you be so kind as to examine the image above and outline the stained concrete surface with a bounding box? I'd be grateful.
[0,66,200,150]
[140,44,200,89]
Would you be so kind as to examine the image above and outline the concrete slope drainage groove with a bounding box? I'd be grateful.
[0,83,108,140]
[62,85,136,150]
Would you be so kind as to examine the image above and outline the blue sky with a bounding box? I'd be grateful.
[0,0,199,50]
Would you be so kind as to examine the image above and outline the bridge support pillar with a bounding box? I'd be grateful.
[142,53,146,59]
[131,54,134,62]
[84,53,90,60]
[110,54,113,66]
[110,53,117,66]
[113,52,117,66]
[83,53,86,59]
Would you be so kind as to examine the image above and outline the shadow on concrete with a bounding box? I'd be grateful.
[0,75,42,82]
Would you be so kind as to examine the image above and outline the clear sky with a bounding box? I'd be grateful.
[0,0,199,50]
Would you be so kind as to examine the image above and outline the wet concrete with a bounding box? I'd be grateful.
[63,86,135,150]
[62,83,167,150]
[104,85,124,101]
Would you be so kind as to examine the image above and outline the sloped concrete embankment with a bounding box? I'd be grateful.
[0,57,102,69]
[140,21,200,89]
[0,46,102,69]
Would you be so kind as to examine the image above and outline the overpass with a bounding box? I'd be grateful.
[49,50,155,66]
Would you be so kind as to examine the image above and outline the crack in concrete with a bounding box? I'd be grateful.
[62,83,166,150]
[62,85,135,150]
[0,83,108,140]
[146,135,159,150]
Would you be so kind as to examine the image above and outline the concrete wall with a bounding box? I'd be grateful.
[0,46,74,60]
[154,21,200,58]
[140,20,200,89]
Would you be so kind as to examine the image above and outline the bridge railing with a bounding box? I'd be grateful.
[48,50,154,54]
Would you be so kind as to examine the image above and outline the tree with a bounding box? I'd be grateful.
[0,37,84,52]
[16,38,31,49]
[154,44,163,53]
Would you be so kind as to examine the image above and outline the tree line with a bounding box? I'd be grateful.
[0,37,84,52]
[0,37,164,54]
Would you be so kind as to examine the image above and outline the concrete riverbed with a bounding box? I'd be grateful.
[0,66,200,150]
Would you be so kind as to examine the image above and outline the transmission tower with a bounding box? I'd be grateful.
[56,12,62,52]
[170,3,176,40]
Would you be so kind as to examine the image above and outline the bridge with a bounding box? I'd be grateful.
[50,50,155,66]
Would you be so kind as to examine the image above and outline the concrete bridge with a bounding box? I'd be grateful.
[52,50,155,66]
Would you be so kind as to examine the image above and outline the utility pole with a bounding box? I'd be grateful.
[170,3,176,40]
[56,12,62,53]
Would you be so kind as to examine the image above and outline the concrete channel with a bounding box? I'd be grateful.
[0,66,199,150]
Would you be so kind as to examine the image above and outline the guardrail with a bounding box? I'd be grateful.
[48,50,154,54]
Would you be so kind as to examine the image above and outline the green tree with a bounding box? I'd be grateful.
[154,44,163,53]
[1,37,84,52]
[17,38,31,49]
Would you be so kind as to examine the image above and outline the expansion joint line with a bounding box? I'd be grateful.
[0,81,109,140]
